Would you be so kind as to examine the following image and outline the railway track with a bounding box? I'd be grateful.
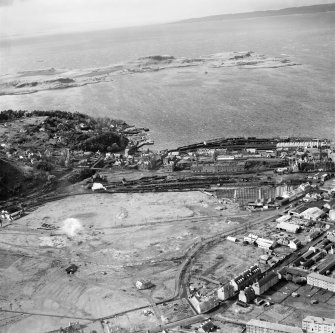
[174,211,281,299]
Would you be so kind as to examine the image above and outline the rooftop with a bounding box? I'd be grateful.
[308,272,335,283]
[303,316,335,325]
[246,319,303,333]
[254,271,278,287]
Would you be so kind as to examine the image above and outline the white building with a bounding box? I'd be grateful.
[299,207,324,221]
[244,233,258,244]
[256,237,277,250]
[289,239,301,250]
[188,293,220,314]
[276,215,292,224]
[307,272,335,292]
[276,221,300,233]
[217,283,234,301]
[302,316,335,333]
[276,141,322,148]
[135,280,152,290]
[246,319,303,333]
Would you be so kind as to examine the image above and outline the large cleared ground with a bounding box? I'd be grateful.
[0,191,247,332]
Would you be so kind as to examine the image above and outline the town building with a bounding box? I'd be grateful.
[276,221,300,233]
[307,272,335,292]
[300,207,325,221]
[239,286,256,303]
[252,271,279,295]
[217,283,235,301]
[290,217,314,227]
[324,243,335,254]
[199,319,217,333]
[256,237,277,250]
[276,215,292,224]
[278,267,308,284]
[259,254,271,264]
[289,238,301,250]
[246,319,303,333]
[163,161,176,172]
[306,230,322,242]
[302,316,335,333]
[327,230,335,242]
[303,250,316,260]
[230,265,262,291]
[188,293,220,314]
[135,280,153,290]
[316,255,335,275]
[190,160,246,173]
[227,236,238,242]
[276,141,323,149]
[312,239,331,252]
[244,233,258,244]
[302,259,315,270]
[288,204,310,217]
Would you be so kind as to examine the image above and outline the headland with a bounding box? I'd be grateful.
[0,110,335,332]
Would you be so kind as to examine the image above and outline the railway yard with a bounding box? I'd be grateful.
[0,110,335,333]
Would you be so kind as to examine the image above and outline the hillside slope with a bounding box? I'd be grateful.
[177,3,335,24]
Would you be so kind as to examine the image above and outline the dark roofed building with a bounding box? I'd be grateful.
[252,271,279,295]
[278,267,309,280]
[302,259,315,269]
[239,286,256,303]
[201,319,217,332]
[317,255,335,274]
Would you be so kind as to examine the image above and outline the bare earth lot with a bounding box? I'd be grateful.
[0,191,246,332]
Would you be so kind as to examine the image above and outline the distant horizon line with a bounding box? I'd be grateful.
[1,2,334,41]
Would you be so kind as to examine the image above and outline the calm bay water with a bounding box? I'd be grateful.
[0,12,334,149]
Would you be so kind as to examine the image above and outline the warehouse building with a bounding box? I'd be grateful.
[307,272,335,292]
[276,221,300,233]
[276,215,292,224]
[302,316,335,333]
[246,319,303,333]
[300,207,325,221]
[306,230,322,242]
[256,237,277,250]
[302,250,315,260]
[252,271,279,295]
[190,161,246,173]
[317,255,335,275]
[302,259,315,270]
[288,205,309,217]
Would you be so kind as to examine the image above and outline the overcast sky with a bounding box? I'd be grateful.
[0,0,331,37]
